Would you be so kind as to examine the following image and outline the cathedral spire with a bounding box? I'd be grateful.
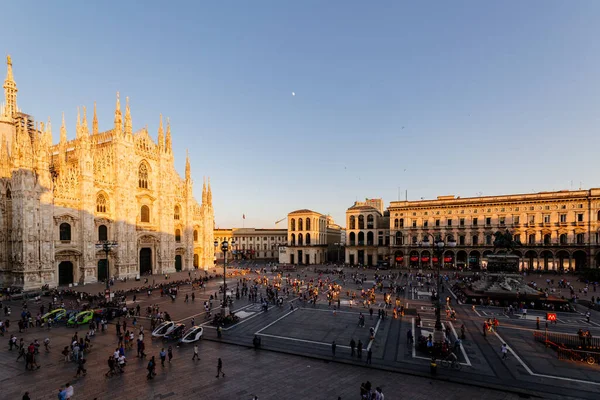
[60,112,67,143]
[3,55,18,118]
[202,177,207,205]
[165,117,172,154]
[76,107,82,139]
[157,114,164,151]
[113,92,122,136]
[92,101,98,135]
[185,149,191,181]
[207,177,212,206]
[124,96,132,137]
[82,106,89,137]
[46,118,53,148]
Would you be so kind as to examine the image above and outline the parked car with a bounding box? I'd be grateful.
[164,323,186,341]
[152,321,176,338]
[41,308,67,323]
[67,310,95,327]
[180,326,204,344]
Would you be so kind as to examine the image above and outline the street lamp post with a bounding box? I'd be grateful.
[95,241,118,292]
[334,242,342,264]
[214,239,234,316]
[418,233,456,343]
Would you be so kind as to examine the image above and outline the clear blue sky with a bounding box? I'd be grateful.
[4,1,600,229]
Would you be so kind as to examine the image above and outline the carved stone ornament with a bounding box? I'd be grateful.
[54,213,79,225]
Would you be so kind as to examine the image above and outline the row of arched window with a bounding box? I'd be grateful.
[389,232,585,246]
[289,233,311,246]
[58,221,199,244]
[348,214,375,230]
[59,223,108,242]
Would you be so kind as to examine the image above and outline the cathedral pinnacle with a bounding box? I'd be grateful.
[60,112,67,143]
[114,92,122,136]
[207,177,212,206]
[202,177,207,205]
[82,106,89,136]
[124,96,132,137]
[166,117,172,154]
[157,114,164,150]
[185,149,191,181]
[93,101,98,135]
[3,54,18,118]
[76,107,82,139]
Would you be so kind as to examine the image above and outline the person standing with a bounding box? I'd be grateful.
[192,344,200,361]
[501,343,508,360]
[216,358,225,378]
[350,339,356,357]
[168,346,173,363]
[159,348,166,367]
[331,340,336,357]
[357,340,363,359]
[366,348,372,364]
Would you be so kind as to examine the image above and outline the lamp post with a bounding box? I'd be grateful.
[214,239,234,316]
[95,241,118,292]
[418,233,456,343]
[334,242,342,264]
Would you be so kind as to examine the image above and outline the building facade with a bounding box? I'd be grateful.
[213,228,287,260]
[345,200,390,267]
[282,209,341,265]
[0,57,215,289]
[389,190,600,271]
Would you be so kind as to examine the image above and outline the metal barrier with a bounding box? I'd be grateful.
[533,330,600,350]
[557,347,599,365]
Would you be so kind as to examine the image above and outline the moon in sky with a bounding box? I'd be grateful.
[292,92,295,96]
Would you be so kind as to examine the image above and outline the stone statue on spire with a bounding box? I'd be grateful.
[3,54,18,118]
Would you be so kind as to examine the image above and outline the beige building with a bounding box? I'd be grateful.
[389,190,600,271]
[214,228,287,260]
[345,200,390,266]
[282,209,341,265]
[0,57,215,289]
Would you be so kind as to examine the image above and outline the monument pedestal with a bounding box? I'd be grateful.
[221,306,230,317]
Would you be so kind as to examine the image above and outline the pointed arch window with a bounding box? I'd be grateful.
[138,163,149,189]
[98,224,108,241]
[175,229,181,242]
[59,223,72,241]
[140,205,150,223]
[96,193,107,213]
[6,188,11,199]
[193,229,198,242]
[174,205,181,220]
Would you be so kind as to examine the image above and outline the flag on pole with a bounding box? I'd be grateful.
[243,214,245,220]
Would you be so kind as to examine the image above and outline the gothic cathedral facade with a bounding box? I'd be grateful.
[0,57,215,290]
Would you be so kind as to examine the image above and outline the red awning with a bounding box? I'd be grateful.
[421,257,430,262]
[410,256,419,262]
[444,257,453,263]
[432,257,439,263]
[396,256,404,262]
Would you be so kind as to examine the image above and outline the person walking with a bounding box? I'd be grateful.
[357,340,363,359]
[146,356,156,379]
[350,339,356,357]
[366,348,372,364]
[74,357,87,377]
[501,343,508,360]
[216,358,225,378]
[331,340,336,357]
[168,345,173,363]
[192,344,200,361]
[159,348,166,367]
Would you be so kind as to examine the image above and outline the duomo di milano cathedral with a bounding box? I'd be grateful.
[0,56,215,290]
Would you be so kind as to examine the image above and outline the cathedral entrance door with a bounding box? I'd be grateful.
[58,261,74,286]
[97,259,108,282]
[175,255,182,272]
[140,248,152,275]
